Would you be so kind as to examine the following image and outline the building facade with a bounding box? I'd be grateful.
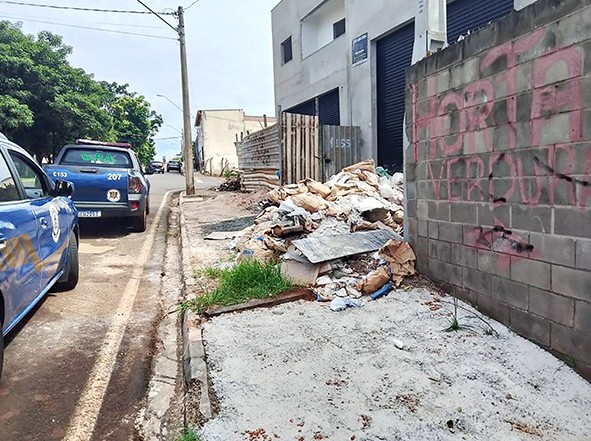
[272,0,537,172]
[195,109,275,176]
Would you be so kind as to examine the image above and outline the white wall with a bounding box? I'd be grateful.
[200,110,244,176]
[302,0,345,58]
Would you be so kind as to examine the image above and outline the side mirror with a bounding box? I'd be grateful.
[51,179,74,197]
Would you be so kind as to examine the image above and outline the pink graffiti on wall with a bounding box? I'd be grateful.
[410,26,591,210]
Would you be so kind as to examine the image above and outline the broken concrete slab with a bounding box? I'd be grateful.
[281,259,320,286]
[292,229,402,264]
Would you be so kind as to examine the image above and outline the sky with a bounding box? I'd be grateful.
[0,0,280,160]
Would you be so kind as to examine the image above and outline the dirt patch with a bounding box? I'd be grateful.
[200,216,258,235]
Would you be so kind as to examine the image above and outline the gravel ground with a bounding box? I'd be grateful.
[199,288,591,441]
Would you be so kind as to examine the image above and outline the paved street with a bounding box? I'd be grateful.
[0,172,189,441]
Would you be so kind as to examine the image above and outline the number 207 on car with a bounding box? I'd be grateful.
[107,173,122,180]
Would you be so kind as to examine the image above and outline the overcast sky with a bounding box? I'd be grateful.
[0,0,280,159]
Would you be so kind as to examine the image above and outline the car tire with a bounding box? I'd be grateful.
[53,233,79,292]
[132,208,147,232]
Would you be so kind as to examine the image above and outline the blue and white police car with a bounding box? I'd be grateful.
[0,133,79,380]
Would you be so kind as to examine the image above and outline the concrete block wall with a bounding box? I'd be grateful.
[406,0,591,380]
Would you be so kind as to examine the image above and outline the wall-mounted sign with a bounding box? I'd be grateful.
[352,33,368,66]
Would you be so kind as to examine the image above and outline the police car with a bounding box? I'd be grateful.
[0,134,79,380]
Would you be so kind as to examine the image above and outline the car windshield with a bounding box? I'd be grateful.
[62,148,132,168]
[151,162,163,166]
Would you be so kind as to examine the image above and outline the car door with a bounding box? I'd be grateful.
[7,149,71,291]
[0,147,40,333]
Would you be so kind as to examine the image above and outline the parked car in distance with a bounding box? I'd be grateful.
[44,139,150,232]
[146,160,164,174]
[167,159,182,173]
[0,133,79,381]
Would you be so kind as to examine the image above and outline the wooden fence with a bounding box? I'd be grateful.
[236,112,362,190]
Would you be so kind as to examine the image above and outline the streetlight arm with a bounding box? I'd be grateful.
[157,94,184,113]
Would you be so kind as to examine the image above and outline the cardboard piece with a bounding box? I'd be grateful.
[281,259,320,286]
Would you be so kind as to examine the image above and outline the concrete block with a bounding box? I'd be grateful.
[453,286,478,306]
[516,61,533,94]
[516,122,532,149]
[575,301,591,335]
[510,307,551,346]
[429,239,451,262]
[493,124,513,151]
[478,248,511,278]
[477,203,510,227]
[555,207,591,239]
[516,23,558,65]
[533,0,581,29]
[530,287,575,326]
[584,42,591,76]
[438,221,464,244]
[584,110,591,142]
[463,24,496,60]
[407,218,418,237]
[416,161,428,181]
[514,147,549,177]
[437,40,463,71]
[437,68,451,94]
[552,265,591,301]
[576,239,591,270]
[511,257,552,290]
[511,205,552,233]
[516,92,533,123]
[406,181,417,201]
[417,200,428,218]
[451,244,479,269]
[418,219,429,237]
[463,266,492,296]
[451,202,477,224]
[481,47,508,79]
[529,233,576,266]
[491,99,509,125]
[418,78,429,102]
[555,6,591,48]
[489,178,520,204]
[551,322,591,364]
[429,258,463,287]
[428,200,450,221]
[407,200,417,219]
[535,114,576,146]
[496,8,534,46]
[416,236,429,260]
[492,276,529,309]
[428,220,439,240]
[477,293,510,324]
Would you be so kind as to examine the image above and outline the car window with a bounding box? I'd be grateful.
[0,150,19,202]
[62,148,132,168]
[9,151,49,199]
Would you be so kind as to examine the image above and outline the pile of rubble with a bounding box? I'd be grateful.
[233,159,416,302]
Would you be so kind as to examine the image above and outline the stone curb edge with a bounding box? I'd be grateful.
[179,191,213,421]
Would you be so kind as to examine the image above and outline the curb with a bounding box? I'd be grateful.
[179,191,213,421]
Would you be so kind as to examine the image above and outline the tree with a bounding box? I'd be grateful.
[0,22,162,164]
[103,83,163,165]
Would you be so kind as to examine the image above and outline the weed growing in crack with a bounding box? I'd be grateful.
[176,427,202,441]
[442,297,498,337]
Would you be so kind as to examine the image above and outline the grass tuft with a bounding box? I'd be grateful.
[181,259,293,314]
[177,427,202,441]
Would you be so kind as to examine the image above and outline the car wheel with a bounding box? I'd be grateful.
[132,208,147,232]
[53,233,79,292]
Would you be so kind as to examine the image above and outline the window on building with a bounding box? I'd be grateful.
[333,18,346,39]
[281,36,293,64]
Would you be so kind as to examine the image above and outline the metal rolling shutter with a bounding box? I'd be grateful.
[376,21,415,172]
[447,0,514,44]
[287,99,315,116]
[318,89,340,126]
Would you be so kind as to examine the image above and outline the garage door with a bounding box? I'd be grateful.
[286,89,340,126]
[447,0,514,44]
[376,21,415,172]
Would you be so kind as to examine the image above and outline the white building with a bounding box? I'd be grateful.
[272,0,536,172]
[194,109,275,176]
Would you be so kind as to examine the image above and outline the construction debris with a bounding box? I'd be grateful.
[233,159,416,302]
[216,176,242,192]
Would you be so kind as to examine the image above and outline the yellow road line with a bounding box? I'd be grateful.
[63,191,173,441]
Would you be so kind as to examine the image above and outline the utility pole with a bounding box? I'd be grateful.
[135,1,195,195]
[177,6,195,195]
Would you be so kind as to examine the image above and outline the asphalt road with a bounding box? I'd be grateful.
[0,171,188,441]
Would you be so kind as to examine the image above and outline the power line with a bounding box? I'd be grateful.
[135,0,177,33]
[0,14,177,40]
[185,0,201,11]
[0,10,166,29]
[0,0,175,15]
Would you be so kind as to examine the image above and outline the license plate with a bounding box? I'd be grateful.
[78,210,102,218]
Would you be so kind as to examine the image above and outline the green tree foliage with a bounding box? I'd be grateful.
[0,21,162,164]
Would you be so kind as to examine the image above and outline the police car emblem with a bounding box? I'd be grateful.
[50,204,60,243]
[107,189,121,202]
